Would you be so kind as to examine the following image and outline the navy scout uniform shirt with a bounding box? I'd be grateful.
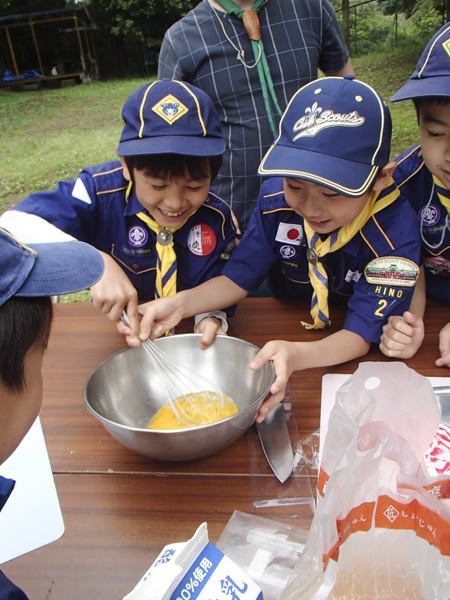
[223,178,421,343]
[12,161,236,309]
[394,144,450,304]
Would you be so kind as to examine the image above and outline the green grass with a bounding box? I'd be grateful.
[0,77,152,213]
[0,46,426,301]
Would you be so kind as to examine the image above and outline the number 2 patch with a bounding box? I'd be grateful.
[373,298,388,319]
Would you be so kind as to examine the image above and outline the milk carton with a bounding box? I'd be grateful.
[123,523,263,600]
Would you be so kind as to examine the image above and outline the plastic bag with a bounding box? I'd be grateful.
[281,362,450,600]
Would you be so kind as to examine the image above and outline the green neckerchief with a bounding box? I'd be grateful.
[214,0,282,136]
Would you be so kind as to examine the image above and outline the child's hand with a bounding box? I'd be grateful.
[379,311,424,359]
[194,317,227,350]
[436,322,450,367]
[91,253,140,340]
[118,296,186,346]
[249,340,299,423]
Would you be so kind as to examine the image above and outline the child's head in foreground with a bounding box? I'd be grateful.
[116,79,225,229]
[258,75,396,234]
[0,229,104,465]
[391,22,450,189]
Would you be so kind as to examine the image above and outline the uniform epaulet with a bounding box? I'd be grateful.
[394,144,425,189]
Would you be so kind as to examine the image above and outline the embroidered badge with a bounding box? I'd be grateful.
[345,269,362,283]
[419,204,441,226]
[443,38,450,58]
[423,255,450,276]
[293,102,365,141]
[187,224,216,256]
[278,244,298,260]
[275,222,302,245]
[128,225,149,248]
[368,284,408,300]
[364,257,419,287]
[152,94,188,124]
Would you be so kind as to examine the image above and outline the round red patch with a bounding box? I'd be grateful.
[187,223,217,256]
[287,228,300,240]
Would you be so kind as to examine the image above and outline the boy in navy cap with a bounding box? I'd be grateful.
[0,80,236,347]
[0,228,104,599]
[380,23,450,364]
[118,75,421,421]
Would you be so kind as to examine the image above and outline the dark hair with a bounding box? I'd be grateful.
[124,153,222,183]
[413,96,450,123]
[0,297,53,392]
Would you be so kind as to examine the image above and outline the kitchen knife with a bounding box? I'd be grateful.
[256,403,295,483]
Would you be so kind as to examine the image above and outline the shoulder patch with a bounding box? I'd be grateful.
[72,177,92,205]
[364,257,419,287]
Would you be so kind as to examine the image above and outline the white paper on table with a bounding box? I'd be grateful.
[0,417,65,564]
[320,374,450,463]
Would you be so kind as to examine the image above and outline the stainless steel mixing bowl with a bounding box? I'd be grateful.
[83,334,274,461]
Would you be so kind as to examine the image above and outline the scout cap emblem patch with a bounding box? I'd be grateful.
[153,94,188,125]
[364,257,419,287]
[292,101,365,141]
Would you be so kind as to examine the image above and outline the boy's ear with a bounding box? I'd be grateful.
[372,161,397,191]
[119,155,131,182]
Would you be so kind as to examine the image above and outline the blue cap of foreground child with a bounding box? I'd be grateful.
[0,228,104,304]
[391,22,450,101]
[258,75,391,197]
[117,79,225,158]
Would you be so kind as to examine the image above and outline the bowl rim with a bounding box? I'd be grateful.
[83,333,275,433]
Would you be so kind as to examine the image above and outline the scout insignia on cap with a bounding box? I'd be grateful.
[152,94,188,125]
[188,224,217,256]
[292,101,365,141]
[364,257,419,287]
[443,37,450,58]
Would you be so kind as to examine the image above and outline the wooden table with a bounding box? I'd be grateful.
[3,298,449,599]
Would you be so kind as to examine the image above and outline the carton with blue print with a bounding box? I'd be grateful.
[123,522,263,600]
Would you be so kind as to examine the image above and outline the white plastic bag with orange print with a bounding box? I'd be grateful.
[281,362,450,600]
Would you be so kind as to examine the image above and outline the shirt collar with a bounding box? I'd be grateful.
[0,476,15,512]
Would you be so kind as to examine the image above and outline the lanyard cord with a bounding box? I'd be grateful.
[420,181,450,249]
[211,0,282,136]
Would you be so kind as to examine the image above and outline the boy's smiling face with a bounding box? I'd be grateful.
[283,178,370,234]
[121,158,211,229]
[283,161,397,233]
[419,100,450,189]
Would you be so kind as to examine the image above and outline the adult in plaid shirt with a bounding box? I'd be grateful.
[158,0,353,232]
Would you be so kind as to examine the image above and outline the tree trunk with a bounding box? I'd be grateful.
[342,0,350,49]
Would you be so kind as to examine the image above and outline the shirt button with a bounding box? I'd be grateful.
[132,263,139,270]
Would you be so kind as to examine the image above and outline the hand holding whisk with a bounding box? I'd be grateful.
[121,311,226,427]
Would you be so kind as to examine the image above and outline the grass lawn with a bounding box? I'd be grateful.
[0,45,425,301]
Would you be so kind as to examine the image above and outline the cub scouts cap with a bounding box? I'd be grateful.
[391,22,450,101]
[117,79,225,157]
[0,228,105,307]
[258,75,391,197]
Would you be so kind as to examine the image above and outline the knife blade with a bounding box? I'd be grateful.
[256,403,294,483]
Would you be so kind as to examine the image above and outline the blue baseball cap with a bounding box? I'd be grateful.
[258,75,392,197]
[117,79,225,157]
[391,22,450,101]
[0,228,105,307]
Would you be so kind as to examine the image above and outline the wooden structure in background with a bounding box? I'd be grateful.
[0,6,99,88]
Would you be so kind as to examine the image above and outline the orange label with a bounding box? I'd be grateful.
[376,495,450,555]
[317,467,329,498]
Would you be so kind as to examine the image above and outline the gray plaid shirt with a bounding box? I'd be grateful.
[158,0,349,231]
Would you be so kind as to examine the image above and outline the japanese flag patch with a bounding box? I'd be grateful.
[188,224,217,256]
[275,222,303,245]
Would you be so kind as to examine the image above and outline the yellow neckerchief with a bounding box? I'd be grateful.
[301,178,400,329]
[433,174,450,213]
[125,181,191,298]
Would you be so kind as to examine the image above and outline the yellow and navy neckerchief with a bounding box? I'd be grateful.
[302,178,399,329]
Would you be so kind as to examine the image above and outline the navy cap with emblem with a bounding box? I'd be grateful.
[117,79,225,157]
[391,22,450,101]
[258,75,392,197]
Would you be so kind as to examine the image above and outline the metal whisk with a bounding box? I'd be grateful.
[121,312,225,427]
